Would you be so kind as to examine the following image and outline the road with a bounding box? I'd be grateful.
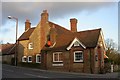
[1,64,120,80]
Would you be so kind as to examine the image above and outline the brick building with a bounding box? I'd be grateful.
[17,10,107,73]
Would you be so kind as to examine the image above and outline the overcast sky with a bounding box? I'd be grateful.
[0,0,119,50]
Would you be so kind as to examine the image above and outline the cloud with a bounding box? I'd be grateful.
[1,1,117,43]
[2,2,115,26]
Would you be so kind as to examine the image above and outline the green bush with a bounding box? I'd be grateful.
[18,62,41,69]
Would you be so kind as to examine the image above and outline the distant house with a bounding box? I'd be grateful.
[17,10,107,73]
[2,43,15,64]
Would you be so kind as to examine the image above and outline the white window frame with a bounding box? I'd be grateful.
[22,56,27,62]
[36,54,41,63]
[53,52,63,62]
[28,56,32,62]
[74,51,83,62]
[28,43,33,49]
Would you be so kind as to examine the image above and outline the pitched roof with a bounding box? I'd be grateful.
[42,28,101,51]
[18,27,35,41]
[49,21,72,35]
[2,43,15,55]
[75,28,101,48]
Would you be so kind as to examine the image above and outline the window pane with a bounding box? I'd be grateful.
[59,53,63,61]
[24,58,27,61]
[29,43,33,49]
[75,52,83,61]
[37,56,41,62]
[22,56,27,62]
[29,57,32,61]
[53,52,63,62]
[54,53,58,61]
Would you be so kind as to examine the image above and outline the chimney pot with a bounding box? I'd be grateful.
[41,10,49,26]
[25,19,31,31]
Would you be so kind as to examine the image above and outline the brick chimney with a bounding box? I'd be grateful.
[41,10,49,26]
[40,10,49,49]
[50,25,57,46]
[70,18,77,32]
[25,19,31,31]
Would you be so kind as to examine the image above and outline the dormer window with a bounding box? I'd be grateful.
[67,37,86,50]
[74,41,80,47]
[28,43,33,49]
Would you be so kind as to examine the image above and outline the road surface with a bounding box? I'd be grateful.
[1,64,120,80]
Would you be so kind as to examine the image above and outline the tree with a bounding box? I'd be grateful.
[105,38,119,64]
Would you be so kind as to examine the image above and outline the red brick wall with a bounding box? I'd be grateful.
[42,47,99,73]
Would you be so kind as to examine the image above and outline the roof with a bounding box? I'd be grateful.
[18,27,35,41]
[18,22,71,41]
[41,22,73,51]
[74,28,101,48]
[1,43,15,55]
[42,27,101,51]
[49,21,72,35]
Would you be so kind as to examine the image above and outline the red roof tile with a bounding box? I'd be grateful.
[49,21,72,35]
[18,27,35,41]
[75,28,101,48]
[2,43,15,55]
[42,27,101,51]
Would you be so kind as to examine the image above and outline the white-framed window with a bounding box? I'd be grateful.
[22,56,27,62]
[53,52,63,62]
[74,51,83,62]
[36,54,41,63]
[28,56,32,62]
[74,41,80,47]
[28,43,33,49]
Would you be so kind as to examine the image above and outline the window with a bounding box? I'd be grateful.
[36,54,41,63]
[53,52,63,62]
[95,53,98,61]
[22,56,27,62]
[28,43,33,49]
[28,56,32,62]
[74,51,83,62]
[74,41,80,47]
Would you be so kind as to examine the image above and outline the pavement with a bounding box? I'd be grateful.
[1,64,120,79]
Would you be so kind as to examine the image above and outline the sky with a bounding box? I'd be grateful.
[0,0,119,49]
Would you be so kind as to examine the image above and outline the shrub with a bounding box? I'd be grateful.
[18,62,41,69]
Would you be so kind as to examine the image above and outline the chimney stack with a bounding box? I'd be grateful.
[50,25,57,46]
[70,18,77,32]
[25,19,31,31]
[41,10,49,26]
